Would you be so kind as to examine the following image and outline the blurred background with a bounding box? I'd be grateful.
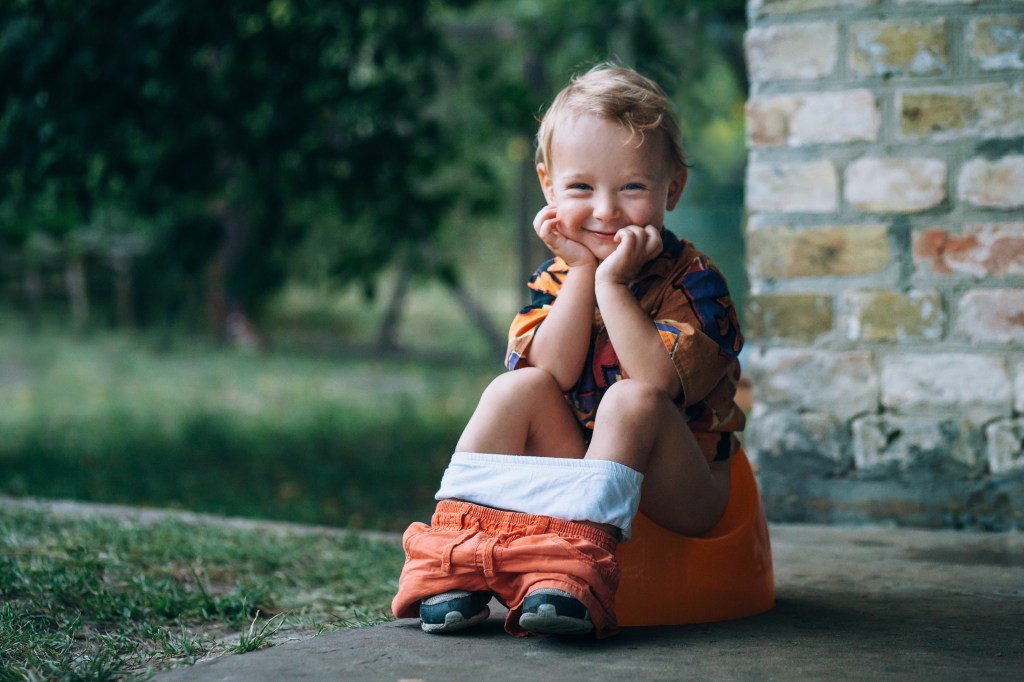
[0,0,748,530]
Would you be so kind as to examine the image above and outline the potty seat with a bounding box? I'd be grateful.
[614,447,775,626]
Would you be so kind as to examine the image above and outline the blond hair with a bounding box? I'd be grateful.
[535,63,687,172]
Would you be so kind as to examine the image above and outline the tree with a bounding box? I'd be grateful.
[0,0,458,339]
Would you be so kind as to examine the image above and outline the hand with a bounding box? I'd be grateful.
[596,224,662,286]
[533,204,597,269]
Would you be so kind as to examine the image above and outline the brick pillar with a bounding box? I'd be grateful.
[742,0,1024,529]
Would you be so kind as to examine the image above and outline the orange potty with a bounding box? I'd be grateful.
[615,447,774,626]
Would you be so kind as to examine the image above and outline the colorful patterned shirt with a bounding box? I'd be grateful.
[505,229,745,462]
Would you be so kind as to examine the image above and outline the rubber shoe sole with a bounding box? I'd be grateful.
[420,591,491,634]
[518,589,594,636]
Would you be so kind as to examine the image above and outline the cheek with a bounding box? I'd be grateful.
[555,202,588,230]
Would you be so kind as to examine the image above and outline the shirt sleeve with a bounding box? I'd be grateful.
[653,254,744,407]
[505,258,567,370]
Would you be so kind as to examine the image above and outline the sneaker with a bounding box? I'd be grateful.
[419,590,491,634]
[518,588,594,636]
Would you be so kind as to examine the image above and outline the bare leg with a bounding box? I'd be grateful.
[455,367,587,459]
[584,380,731,536]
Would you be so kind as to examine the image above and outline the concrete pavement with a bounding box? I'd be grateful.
[154,523,1024,681]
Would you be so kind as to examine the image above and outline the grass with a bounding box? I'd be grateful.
[0,315,500,530]
[0,503,405,680]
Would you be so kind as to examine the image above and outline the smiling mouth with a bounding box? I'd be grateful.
[586,230,618,240]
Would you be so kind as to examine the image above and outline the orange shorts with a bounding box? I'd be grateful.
[391,500,621,638]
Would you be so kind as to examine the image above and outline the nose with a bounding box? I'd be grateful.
[592,190,619,222]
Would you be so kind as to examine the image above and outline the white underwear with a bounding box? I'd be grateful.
[434,452,644,539]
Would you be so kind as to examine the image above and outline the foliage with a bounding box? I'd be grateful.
[0,506,404,680]
[0,0,458,330]
[436,0,750,202]
[0,0,750,333]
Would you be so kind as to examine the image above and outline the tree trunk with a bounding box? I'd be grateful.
[65,255,89,331]
[375,263,410,352]
[23,258,42,327]
[445,278,506,356]
[207,201,265,349]
[111,251,135,328]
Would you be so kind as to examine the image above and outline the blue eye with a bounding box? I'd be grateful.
[568,183,592,191]
[624,183,647,191]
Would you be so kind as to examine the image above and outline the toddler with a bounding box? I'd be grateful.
[391,63,745,639]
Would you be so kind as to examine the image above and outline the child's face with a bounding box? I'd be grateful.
[536,113,687,262]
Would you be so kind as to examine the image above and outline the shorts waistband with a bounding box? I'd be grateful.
[432,500,618,552]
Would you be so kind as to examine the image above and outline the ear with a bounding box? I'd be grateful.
[665,166,688,211]
[536,163,555,202]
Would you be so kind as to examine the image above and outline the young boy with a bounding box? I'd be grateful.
[391,63,745,639]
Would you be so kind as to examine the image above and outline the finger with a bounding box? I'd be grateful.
[532,204,557,231]
[643,225,663,258]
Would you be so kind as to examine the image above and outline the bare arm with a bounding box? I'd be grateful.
[595,225,683,400]
[518,204,597,391]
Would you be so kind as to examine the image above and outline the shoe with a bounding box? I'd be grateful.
[518,588,594,636]
[419,590,491,633]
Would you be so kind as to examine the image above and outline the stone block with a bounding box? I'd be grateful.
[843,289,944,342]
[746,223,890,278]
[745,22,838,81]
[747,348,878,420]
[750,0,879,16]
[958,155,1024,209]
[746,293,834,342]
[746,160,838,212]
[986,419,1024,473]
[956,288,1024,343]
[1016,363,1024,414]
[853,415,977,470]
[845,157,946,213]
[881,353,1011,418]
[899,83,1024,140]
[745,411,849,471]
[850,19,948,78]
[913,223,1024,277]
[969,15,1024,71]
[746,90,879,147]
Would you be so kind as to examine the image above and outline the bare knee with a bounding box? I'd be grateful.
[481,367,562,405]
[598,380,672,423]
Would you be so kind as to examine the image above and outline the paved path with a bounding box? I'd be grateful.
[154,523,1024,682]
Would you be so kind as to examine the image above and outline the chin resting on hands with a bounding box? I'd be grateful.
[597,224,662,285]
[533,203,596,268]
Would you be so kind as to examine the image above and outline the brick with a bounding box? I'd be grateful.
[986,419,1024,473]
[746,293,834,342]
[747,348,878,420]
[899,83,1024,140]
[746,90,879,147]
[913,223,1024,277]
[881,353,1011,418]
[745,411,848,469]
[745,22,838,81]
[958,155,1024,209]
[845,157,946,213]
[1016,363,1024,414]
[956,288,1024,343]
[893,0,980,4]
[969,15,1024,71]
[853,415,976,470]
[843,289,944,342]
[746,160,838,212]
[850,19,948,78]
[746,223,890,278]
[750,0,879,16]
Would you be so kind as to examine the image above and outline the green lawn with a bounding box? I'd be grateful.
[0,503,405,680]
[0,284,512,679]
[0,316,499,530]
